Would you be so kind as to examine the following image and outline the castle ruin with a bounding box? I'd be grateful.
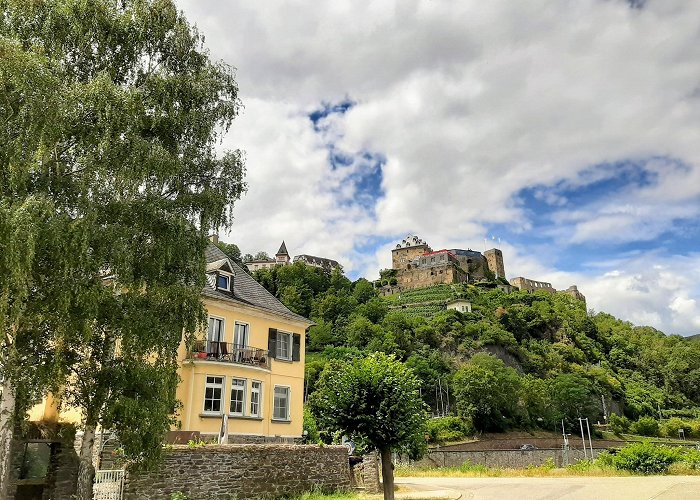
[386,235,585,304]
[390,235,505,291]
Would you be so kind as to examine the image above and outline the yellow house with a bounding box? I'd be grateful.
[175,243,313,441]
[24,243,313,442]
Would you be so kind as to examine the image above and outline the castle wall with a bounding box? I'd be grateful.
[392,244,431,270]
[510,277,555,293]
[397,263,467,290]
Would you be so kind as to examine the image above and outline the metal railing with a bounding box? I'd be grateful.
[188,340,271,370]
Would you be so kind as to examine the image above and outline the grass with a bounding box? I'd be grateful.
[288,488,444,500]
[394,462,700,478]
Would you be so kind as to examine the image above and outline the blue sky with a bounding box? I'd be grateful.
[180,0,700,336]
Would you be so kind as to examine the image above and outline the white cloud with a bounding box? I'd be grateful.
[179,0,700,335]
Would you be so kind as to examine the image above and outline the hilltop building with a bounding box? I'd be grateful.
[293,254,341,270]
[386,235,585,304]
[388,235,505,291]
[245,241,341,273]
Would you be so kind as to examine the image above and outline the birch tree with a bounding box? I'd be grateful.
[0,1,245,498]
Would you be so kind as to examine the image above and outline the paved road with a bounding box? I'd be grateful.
[396,475,700,500]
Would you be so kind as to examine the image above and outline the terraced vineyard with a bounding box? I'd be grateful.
[383,284,466,319]
[382,284,457,305]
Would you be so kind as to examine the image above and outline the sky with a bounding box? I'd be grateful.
[178,0,700,337]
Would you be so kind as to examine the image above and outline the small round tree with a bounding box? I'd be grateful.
[310,352,428,500]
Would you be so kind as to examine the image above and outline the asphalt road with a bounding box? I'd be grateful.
[396,475,700,500]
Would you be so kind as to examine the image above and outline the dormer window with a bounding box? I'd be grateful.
[216,273,231,291]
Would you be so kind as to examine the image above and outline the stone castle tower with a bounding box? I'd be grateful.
[391,235,432,270]
[483,248,505,278]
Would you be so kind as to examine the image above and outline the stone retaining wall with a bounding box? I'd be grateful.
[413,448,604,469]
[124,444,352,499]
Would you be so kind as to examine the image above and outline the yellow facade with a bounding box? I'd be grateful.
[177,296,309,439]
[23,244,313,443]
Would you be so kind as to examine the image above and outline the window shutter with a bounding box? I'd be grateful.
[268,328,277,359]
[292,334,301,361]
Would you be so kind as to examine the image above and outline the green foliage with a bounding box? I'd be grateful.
[0,0,246,477]
[452,354,521,431]
[660,418,693,439]
[186,437,206,449]
[244,251,700,436]
[303,406,321,444]
[426,417,474,444]
[548,373,596,429]
[630,416,660,437]
[309,352,428,455]
[608,413,630,435]
[610,442,680,474]
[458,460,489,473]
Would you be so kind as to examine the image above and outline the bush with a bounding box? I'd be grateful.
[426,416,474,444]
[610,442,681,474]
[608,413,630,435]
[630,416,659,437]
[660,418,692,439]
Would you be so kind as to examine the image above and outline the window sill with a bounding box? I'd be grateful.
[199,413,223,419]
[228,414,263,421]
[271,418,292,424]
[273,358,294,363]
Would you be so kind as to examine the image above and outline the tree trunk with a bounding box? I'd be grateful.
[0,383,16,500]
[380,447,394,500]
[76,424,96,500]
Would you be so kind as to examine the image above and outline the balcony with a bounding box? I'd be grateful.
[188,340,271,370]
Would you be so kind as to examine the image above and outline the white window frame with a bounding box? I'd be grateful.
[203,375,225,415]
[250,380,262,418]
[229,378,246,416]
[216,272,232,291]
[276,331,292,361]
[207,316,226,354]
[273,385,291,421]
[233,322,249,349]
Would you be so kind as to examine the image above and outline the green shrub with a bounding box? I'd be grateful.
[608,413,630,435]
[567,459,596,472]
[459,460,489,473]
[680,448,700,469]
[660,418,692,439]
[611,442,681,474]
[426,416,474,444]
[691,420,700,438]
[630,416,659,437]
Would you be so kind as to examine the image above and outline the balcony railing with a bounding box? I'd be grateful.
[188,340,271,370]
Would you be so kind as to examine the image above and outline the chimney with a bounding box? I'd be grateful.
[208,234,219,245]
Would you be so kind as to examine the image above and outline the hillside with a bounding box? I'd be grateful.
[240,259,700,434]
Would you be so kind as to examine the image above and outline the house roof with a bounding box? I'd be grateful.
[276,241,289,256]
[293,254,341,269]
[204,244,312,325]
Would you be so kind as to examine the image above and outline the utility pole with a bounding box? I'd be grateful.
[579,417,587,459]
[585,418,594,458]
[561,420,570,467]
[601,395,608,423]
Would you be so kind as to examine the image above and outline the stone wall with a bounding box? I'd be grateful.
[123,444,352,499]
[7,424,79,500]
[510,277,556,294]
[397,263,467,290]
[413,448,604,469]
